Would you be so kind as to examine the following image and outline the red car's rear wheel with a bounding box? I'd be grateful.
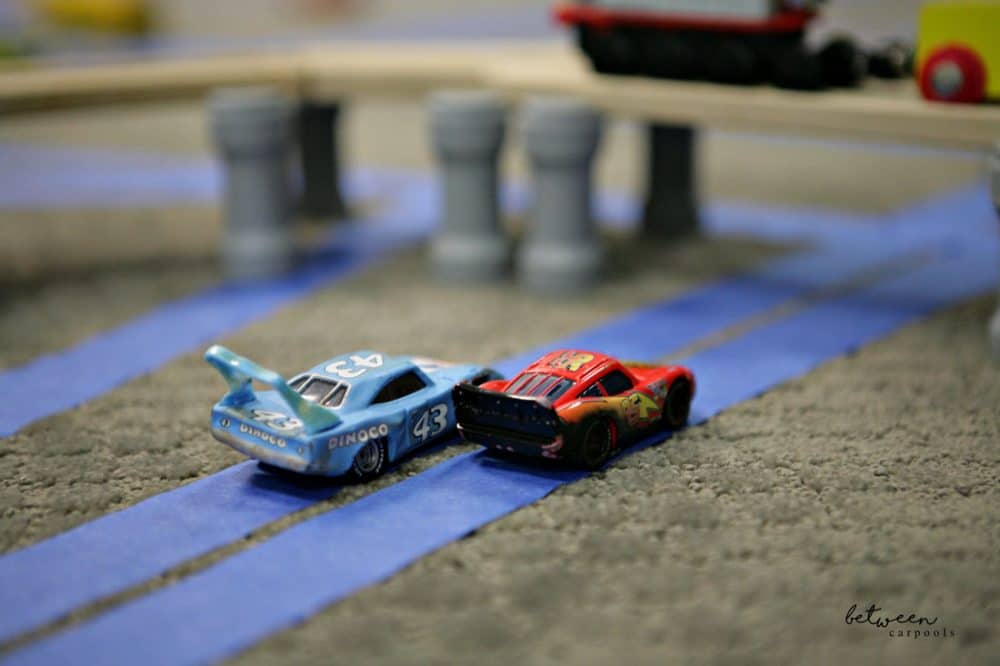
[663,378,693,430]
[577,421,613,470]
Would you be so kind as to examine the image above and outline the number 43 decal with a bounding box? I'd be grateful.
[412,403,448,442]
[325,353,383,379]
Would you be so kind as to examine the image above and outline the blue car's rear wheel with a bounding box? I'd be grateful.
[349,437,388,482]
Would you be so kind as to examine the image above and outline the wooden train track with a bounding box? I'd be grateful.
[485,49,1000,150]
[1,41,997,149]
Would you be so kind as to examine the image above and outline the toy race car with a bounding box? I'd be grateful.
[205,345,500,481]
[453,349,695,469]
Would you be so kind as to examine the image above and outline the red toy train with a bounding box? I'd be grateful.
[554,0,901,90]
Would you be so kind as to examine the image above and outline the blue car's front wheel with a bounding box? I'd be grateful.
[348,437,388,482]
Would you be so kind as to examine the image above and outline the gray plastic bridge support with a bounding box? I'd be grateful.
[210,87,294,281]
[428,90,510,282]
[520,96,603,295]
[643,123,699,238]
[298,102,347,219]
[989,141,1000,360]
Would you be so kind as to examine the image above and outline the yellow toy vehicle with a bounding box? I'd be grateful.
[36,0,152,35]
[917,0,1000,103]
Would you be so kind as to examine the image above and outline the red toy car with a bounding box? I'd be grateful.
[453,349,695,469]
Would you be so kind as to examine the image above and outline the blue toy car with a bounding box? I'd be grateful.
[205,345,501,480]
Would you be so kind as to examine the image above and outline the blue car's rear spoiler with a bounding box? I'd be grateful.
[204,345,341,434]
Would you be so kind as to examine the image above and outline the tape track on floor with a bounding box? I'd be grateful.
[4,193,994,666]
[0,173,428,439]
[0,213,887,645]
[0,183,992,662]
[0,167,901,440]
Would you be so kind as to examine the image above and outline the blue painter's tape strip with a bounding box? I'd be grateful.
[592,187,883,244]
[0,215,864,640]
[0,225,851,641]
[0,184,435,439]
[0,463,337,645]
[0,185,991,650]
[0,145,218,210]
[0,230,867,644]
[3,453,584,666]
[497,218,945,374]
[6,227,993,666]
[0,167,898,440]
[0,144,386,210]
[685,244,997,421]
[3,138,919,248]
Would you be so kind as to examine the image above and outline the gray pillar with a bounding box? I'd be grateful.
[298,102,347,219]
[210,87,294,281]
[428,90,510,282]
[642,123,699,238]
[520,96,603,295]
[990,142,1000,360]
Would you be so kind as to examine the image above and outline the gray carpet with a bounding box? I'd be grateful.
[0,1,997,661]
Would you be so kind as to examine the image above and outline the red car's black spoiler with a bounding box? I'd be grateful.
[452,382,561,450]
